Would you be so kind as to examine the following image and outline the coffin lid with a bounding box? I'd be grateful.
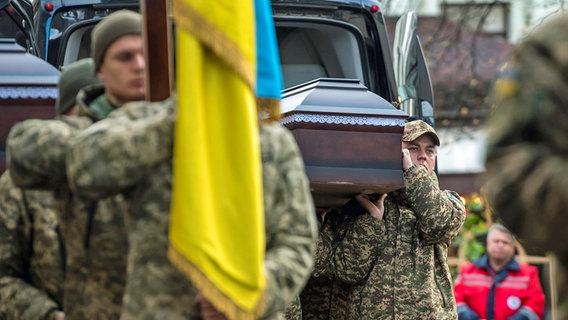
[0,39,60,87]
[281,78,407,118]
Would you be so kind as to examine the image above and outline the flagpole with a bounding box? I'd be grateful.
[141,0,172,101]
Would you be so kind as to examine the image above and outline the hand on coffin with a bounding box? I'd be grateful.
[317,208,332,224]
[402,148,413,171]
[355,193,387,220]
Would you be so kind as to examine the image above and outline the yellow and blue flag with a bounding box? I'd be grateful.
[169,0,282,319]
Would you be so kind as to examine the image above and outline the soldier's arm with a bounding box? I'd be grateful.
[0,173,62,319]
[260,124,318,318]
[7,116,92,189]
[66,98,175,199]
[309,215,335,280]
[0,278,61,319]
[404,164,466,244]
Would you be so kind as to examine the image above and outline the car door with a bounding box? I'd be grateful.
[393,11,435,126]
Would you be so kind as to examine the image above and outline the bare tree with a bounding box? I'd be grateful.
[381,0,568,130]
[383,1,513,128]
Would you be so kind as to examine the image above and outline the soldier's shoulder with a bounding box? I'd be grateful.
[260,122,297,152]
[112,97,176,120]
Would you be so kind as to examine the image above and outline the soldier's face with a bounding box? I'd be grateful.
[402,134,437,174]
[97,34,146,103]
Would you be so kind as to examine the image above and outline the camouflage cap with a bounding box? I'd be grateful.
[402,120,440,146]
[55,58,101,115]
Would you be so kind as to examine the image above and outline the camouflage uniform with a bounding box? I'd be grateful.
[66,99,318,319]
[0,171,64,319]
[484,14,568,319]
[312,166,465,319]
[6,89,129,319]
[300,210,351,320]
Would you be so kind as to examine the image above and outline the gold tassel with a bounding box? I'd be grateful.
[256,97,281,123]
[168,245,266,320]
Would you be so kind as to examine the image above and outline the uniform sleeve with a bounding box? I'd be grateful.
[7,116,92,189]
[0,173,61,319]
[260,124,318,318]
[66,99,175,199]
[403,164,466,244]
[309,218,334,280]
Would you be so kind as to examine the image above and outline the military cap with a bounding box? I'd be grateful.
[91,10,142,72]
[402,120,440,146]
[55,58,101,115]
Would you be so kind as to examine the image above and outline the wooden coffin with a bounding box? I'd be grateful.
[0,39,59,172]
[280,78,408,208]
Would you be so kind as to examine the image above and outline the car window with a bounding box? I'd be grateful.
[36,1,139,67]
[276,20,365,89]
[0,3,30,49]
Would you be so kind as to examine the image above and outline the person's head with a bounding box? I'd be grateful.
[91,10,145,104]
[486,223,517,266]
[55,58,102,116]
[402,120,440,174]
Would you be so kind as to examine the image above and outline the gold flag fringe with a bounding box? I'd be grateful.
[257,97,281,123]
[168,245,266,320]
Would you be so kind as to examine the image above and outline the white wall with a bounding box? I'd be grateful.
[437,127,486,174]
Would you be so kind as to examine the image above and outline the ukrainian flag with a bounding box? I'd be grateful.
[169,0,282,319]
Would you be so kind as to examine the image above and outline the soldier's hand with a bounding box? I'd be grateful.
[196,293,228,320]
[317,208,331,223]
[54,311,65,320]
[355,193,386,220]
[402,148,412,171]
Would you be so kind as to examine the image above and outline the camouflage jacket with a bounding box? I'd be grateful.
[66,99,318,319]
[6,112,129,319]
[315,165,465,319]
[300,212,351,320]
[0,171,64,320]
